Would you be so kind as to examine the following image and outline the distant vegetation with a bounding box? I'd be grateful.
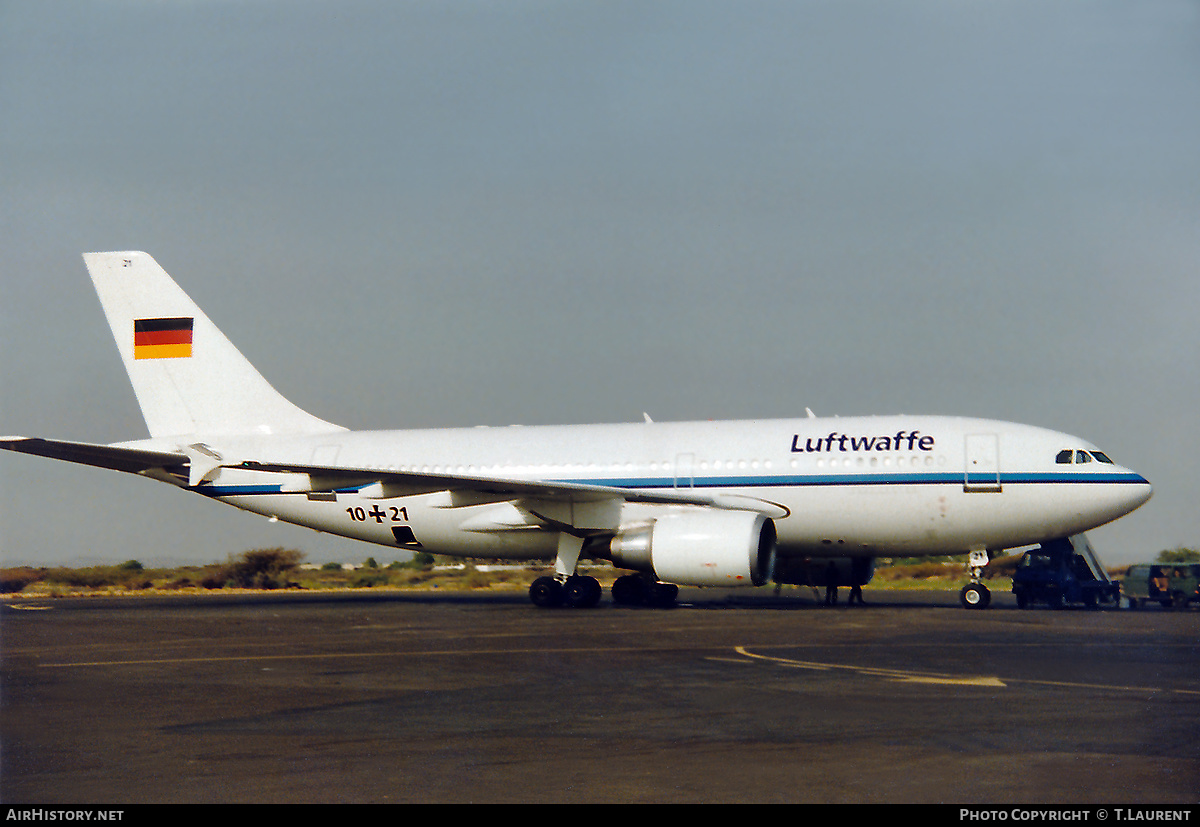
[1,547,534,595]
[1156,547,1200,564]
[0,559,155,594]
[1,546,1192,597]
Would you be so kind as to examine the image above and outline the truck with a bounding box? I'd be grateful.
[1011,534,1121,609]
[1121,564,1200,610]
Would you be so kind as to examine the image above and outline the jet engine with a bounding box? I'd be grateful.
[605,509,776,587]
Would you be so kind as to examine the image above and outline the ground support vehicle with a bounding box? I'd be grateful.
[1121,564,1200,610]
[1011,535,1120,609]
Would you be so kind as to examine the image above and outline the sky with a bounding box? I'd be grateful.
[1,0,1197,569]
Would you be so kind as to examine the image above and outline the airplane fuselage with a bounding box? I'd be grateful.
[130,414,1152,563]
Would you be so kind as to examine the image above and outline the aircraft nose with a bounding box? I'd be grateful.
[1119,471,1153,514]
[1130,475,1153,508]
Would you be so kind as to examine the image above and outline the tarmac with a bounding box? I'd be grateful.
[2,587,1197,804]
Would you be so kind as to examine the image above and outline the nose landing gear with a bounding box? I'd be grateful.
[960,549,992,610]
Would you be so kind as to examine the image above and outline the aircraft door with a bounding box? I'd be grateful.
[964,433,1001,493]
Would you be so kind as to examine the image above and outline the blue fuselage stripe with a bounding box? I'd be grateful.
[197,471,1149,498]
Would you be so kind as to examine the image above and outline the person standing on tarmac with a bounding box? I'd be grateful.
[824,561,839,606]
[847,557,868,605]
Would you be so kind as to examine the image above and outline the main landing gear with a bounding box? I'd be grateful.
[528,532,679,608]
[528,574,603,608]
[528,531,606,609]
[527,573,678,608]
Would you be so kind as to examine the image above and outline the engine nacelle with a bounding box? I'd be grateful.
[607,510,777,587]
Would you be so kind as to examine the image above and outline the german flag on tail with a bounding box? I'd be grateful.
[134,317,193,360]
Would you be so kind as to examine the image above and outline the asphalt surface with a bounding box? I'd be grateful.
[2,587,1197,804]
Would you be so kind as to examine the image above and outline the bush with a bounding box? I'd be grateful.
[352,571,390,588]
[45,565,153,590]
[391,552,435,570]
[205,548,306,590]
[0,568,44,594]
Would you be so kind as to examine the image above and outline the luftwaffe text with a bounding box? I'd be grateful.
[791,430,935,454]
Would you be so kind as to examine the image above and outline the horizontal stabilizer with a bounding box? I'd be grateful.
[0,437,186,475]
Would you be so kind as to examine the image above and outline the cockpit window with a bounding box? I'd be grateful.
[1056,448,1114,465]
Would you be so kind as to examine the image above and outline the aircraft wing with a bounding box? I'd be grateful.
[0,436,187,475]
[0,437,788,532]
[236,458,787,515]
[234,458,789,533]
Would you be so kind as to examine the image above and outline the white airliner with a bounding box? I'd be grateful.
[1,252,1152,609]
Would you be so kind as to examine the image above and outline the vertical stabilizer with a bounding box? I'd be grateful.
[84,251,346,438]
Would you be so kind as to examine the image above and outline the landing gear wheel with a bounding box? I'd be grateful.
[529,576,564,608]
[960,583,990,610]
[564,575,602,608]
[647,581,679,608]
[610,575,677,608]
[611,574,646,606]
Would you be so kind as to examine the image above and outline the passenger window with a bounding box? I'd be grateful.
[1055,449,1073,464]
